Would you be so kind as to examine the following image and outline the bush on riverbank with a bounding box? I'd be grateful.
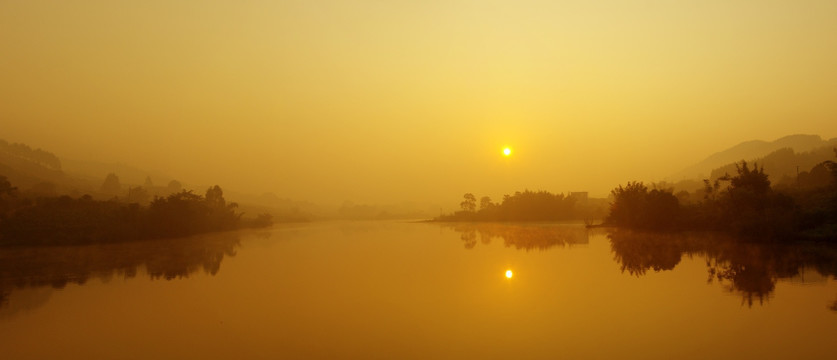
[0,181,273,246]
[436,190,601,222]
[605,156,837,241]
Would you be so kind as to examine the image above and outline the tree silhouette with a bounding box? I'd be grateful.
[0,176,274,247]
[607,182,648,228]
[460,193,476,212]
[717,161,795,238]
[205,185,226,208]
[252,213,274,228]
[727,161,770,195]
[0,175,16,197]
[606,182,680,230]
[0,175,18,218]
[126,186,150,204]
[31,182,57,197]
[497,190,575,221]
[479,196,493,210]
[823,148,837,185]
[0,139,62,170]
[438,190,578,222]
[204,185,240,231]
[167,180,183,193]
[101,173,121,194]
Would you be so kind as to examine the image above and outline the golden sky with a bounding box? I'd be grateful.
[2,0,837,205]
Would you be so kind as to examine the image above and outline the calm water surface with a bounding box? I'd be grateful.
[1,222,836,359]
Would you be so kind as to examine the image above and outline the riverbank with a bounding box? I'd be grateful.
[0,182,274,247]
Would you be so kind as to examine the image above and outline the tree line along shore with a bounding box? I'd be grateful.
[438,150,837,242]
[0,176,272,246]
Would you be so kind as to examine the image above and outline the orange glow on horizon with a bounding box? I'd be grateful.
[2,1,836,205]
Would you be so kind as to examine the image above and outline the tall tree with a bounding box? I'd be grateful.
[0,175,17,217]
[205,185,226,208]
[167,180,183,193]
[480,196,493,210]
[126,186,150,204]
[101,173,121,194]
[460,193,476,212]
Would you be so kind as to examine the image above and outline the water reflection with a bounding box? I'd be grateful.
[446,223,837,311]
[608,230,837,309]
[0,230,256,316]
[446,223,589,250]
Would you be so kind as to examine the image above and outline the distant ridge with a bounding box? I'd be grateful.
[670,134,834,181]
[61,158,174,187]
[0,138,322,219]
[0,139,74,191]
[709,143,837,184]
[0,138,181,197]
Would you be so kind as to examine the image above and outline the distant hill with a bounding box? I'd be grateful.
[61,158,174,188]
[709,144,837,185]
[0,138,317,221]
[0,139,84,195]
[671,134,835,181]
[0,138,183,199]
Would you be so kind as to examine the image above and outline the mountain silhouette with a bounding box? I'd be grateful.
[671,134,836,181]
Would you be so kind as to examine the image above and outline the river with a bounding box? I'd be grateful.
[1,221,836,359]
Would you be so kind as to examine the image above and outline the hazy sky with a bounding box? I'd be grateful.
[2,0,837,205]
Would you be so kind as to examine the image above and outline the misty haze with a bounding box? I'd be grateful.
[2,1,837,359]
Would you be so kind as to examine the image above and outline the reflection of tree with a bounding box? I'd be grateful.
[608,230,837,307]
[704,244,789,307]
[460,229,477,249]
[609,231,682,275]
[447,223,589,250]
[0,287,53,319]
[0,231,248,311]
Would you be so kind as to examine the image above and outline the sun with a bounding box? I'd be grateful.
[502,147,512,156]
[505,269,513,278]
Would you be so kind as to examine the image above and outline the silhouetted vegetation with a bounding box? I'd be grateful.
[437,190,606,222]
[125,186,150,204]
[0,177,273,246]
[167,179,183,193]
[607,182,680,230]
[100,172,122,194]
[605,152,837,241]
[671,134,836,187]
[249,213,275,228]
[0,176,17,217]
[710,143,837,187]
[0,139,61,170]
